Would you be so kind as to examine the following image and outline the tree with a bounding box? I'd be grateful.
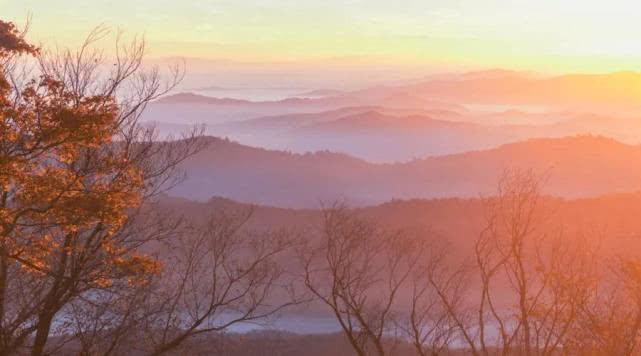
[403,241,468,356]
[51,206,302,356]
[429,170,596,356]
[146,209,301,355]
[563,256,641,355]
[301,205,425,356]
[0,20,203,355]
[1,19,305,356]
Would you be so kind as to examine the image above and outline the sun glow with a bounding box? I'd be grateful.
[5,0,641,73]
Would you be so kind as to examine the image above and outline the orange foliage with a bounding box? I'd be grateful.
[0,20,155,285]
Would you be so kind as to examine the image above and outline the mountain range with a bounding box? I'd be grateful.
[159,189,641,255]
[144,70,641,162]
[169,135,641,207]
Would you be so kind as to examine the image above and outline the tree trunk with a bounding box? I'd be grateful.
[31,311,55,356]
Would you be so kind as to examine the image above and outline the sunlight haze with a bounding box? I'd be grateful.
[6,0,641,73]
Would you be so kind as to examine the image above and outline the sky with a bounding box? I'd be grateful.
[5,0,641,74]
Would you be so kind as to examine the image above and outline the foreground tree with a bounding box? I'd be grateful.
[562,256,641,355]
[141,209,301,355]
[404,241,467,356]
[0,19,305,355]
[426,170,597,356]
[0,20,204,355]
[51,206,301,356]
[301,205,426,356]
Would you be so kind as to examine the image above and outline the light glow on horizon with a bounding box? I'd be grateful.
[5,0,641,73]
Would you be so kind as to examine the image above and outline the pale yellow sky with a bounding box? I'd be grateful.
[5,0,641,73]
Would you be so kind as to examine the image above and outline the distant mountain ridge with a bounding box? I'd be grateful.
[156,92,253,105]
[169,135,641,207]
[207,107,641,162]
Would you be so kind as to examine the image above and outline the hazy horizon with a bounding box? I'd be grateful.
[8,0,641,75]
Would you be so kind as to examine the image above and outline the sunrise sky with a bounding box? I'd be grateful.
[5,0,641,73]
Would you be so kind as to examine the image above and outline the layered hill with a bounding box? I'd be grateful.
[158,191,641,254]
[143,104,639,162]
[142,71,641,162]
[169,135,641,207]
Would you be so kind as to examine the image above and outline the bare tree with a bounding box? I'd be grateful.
[139,208,302,356]
[426,170,596,356]
[563,256,641,355]
[402,241,468,356]
[301,205,425,356]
